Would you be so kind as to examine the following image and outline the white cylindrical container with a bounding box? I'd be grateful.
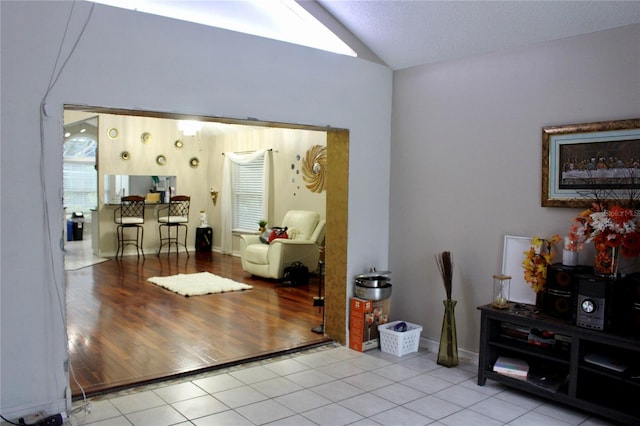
[562,249,579,266]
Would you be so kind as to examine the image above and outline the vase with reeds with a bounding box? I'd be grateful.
[436,251,458,367]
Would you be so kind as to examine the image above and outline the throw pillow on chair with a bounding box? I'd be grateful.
[268,227,288,243]
[259,227,288,244]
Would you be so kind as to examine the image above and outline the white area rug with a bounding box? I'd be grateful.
[147,272,253,296]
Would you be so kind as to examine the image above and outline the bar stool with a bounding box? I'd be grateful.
[157,195,190,256]
[114,195,145,258]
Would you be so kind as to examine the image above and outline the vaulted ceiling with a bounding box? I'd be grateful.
[94,1,640,71]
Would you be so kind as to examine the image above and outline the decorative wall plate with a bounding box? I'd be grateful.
[156,155,167,166]
[174,140,183,149]
[107,128,119,139]
[302,145,327,193]
[120,151,130,160]
[189,157,200,168]
[141,132,152,144]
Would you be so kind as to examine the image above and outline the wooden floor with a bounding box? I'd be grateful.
[65,249,329,398]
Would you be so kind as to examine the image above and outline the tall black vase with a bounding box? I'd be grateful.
[437,299,459,367]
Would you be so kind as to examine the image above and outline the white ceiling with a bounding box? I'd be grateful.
[91,1,640,70]
[316,0,640,70]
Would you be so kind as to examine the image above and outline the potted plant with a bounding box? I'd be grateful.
[258,220,268,233]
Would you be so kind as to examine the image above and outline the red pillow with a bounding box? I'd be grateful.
[268,227,288,243]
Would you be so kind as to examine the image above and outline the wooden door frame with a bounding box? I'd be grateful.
[324,129,348,343]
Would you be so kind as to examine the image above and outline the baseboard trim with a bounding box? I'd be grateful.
[419,336,479,366]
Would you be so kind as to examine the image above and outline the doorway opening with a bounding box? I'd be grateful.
[63,116,104,271]
[63,116,98,219]
[64,105,349,394]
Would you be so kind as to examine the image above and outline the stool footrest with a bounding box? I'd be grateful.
[157,223,189,256]
[115,224,145,259]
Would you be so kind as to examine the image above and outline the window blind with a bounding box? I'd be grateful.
[63,160,97,216]
[232,158,264,231]
[63,135,97,217]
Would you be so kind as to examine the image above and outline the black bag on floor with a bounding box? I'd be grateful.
[283,262,309,286]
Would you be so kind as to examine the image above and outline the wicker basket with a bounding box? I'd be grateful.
[378,321,423,357]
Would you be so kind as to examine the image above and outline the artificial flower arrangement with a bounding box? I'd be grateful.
[568,203,640,274]
[522,235,562,293]
[565,168,640,275]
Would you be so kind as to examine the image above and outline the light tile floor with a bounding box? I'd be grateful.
[52,344,618,426]
[64,233,109,271]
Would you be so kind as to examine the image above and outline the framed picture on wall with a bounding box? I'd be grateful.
[541,118,640,207]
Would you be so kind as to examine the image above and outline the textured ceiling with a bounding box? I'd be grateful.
[317,0,640,70]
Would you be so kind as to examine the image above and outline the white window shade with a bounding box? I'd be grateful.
[63,161,97,216]
[232,158,264,232]
[63,135,97,217]
[220,149,272,254]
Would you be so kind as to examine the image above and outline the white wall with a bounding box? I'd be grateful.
[0,1,392,418]
[390,24,640,354]
[210,127,328,253]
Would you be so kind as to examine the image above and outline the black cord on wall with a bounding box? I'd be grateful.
[37,0,95,415]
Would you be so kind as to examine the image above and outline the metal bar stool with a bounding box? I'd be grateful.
[157,195,190,256]
[114,195,145,258]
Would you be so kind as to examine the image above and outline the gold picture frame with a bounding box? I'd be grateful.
[541,118,640,208]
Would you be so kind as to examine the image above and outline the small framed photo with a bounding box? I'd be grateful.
[502,235,536,305]
[541,118,640,207]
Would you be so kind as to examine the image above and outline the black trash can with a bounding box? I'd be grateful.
[71,212,84,241]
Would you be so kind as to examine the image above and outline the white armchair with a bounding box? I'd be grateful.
[240,210,326,279]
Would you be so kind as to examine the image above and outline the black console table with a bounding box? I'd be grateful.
[478,303,640,424]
